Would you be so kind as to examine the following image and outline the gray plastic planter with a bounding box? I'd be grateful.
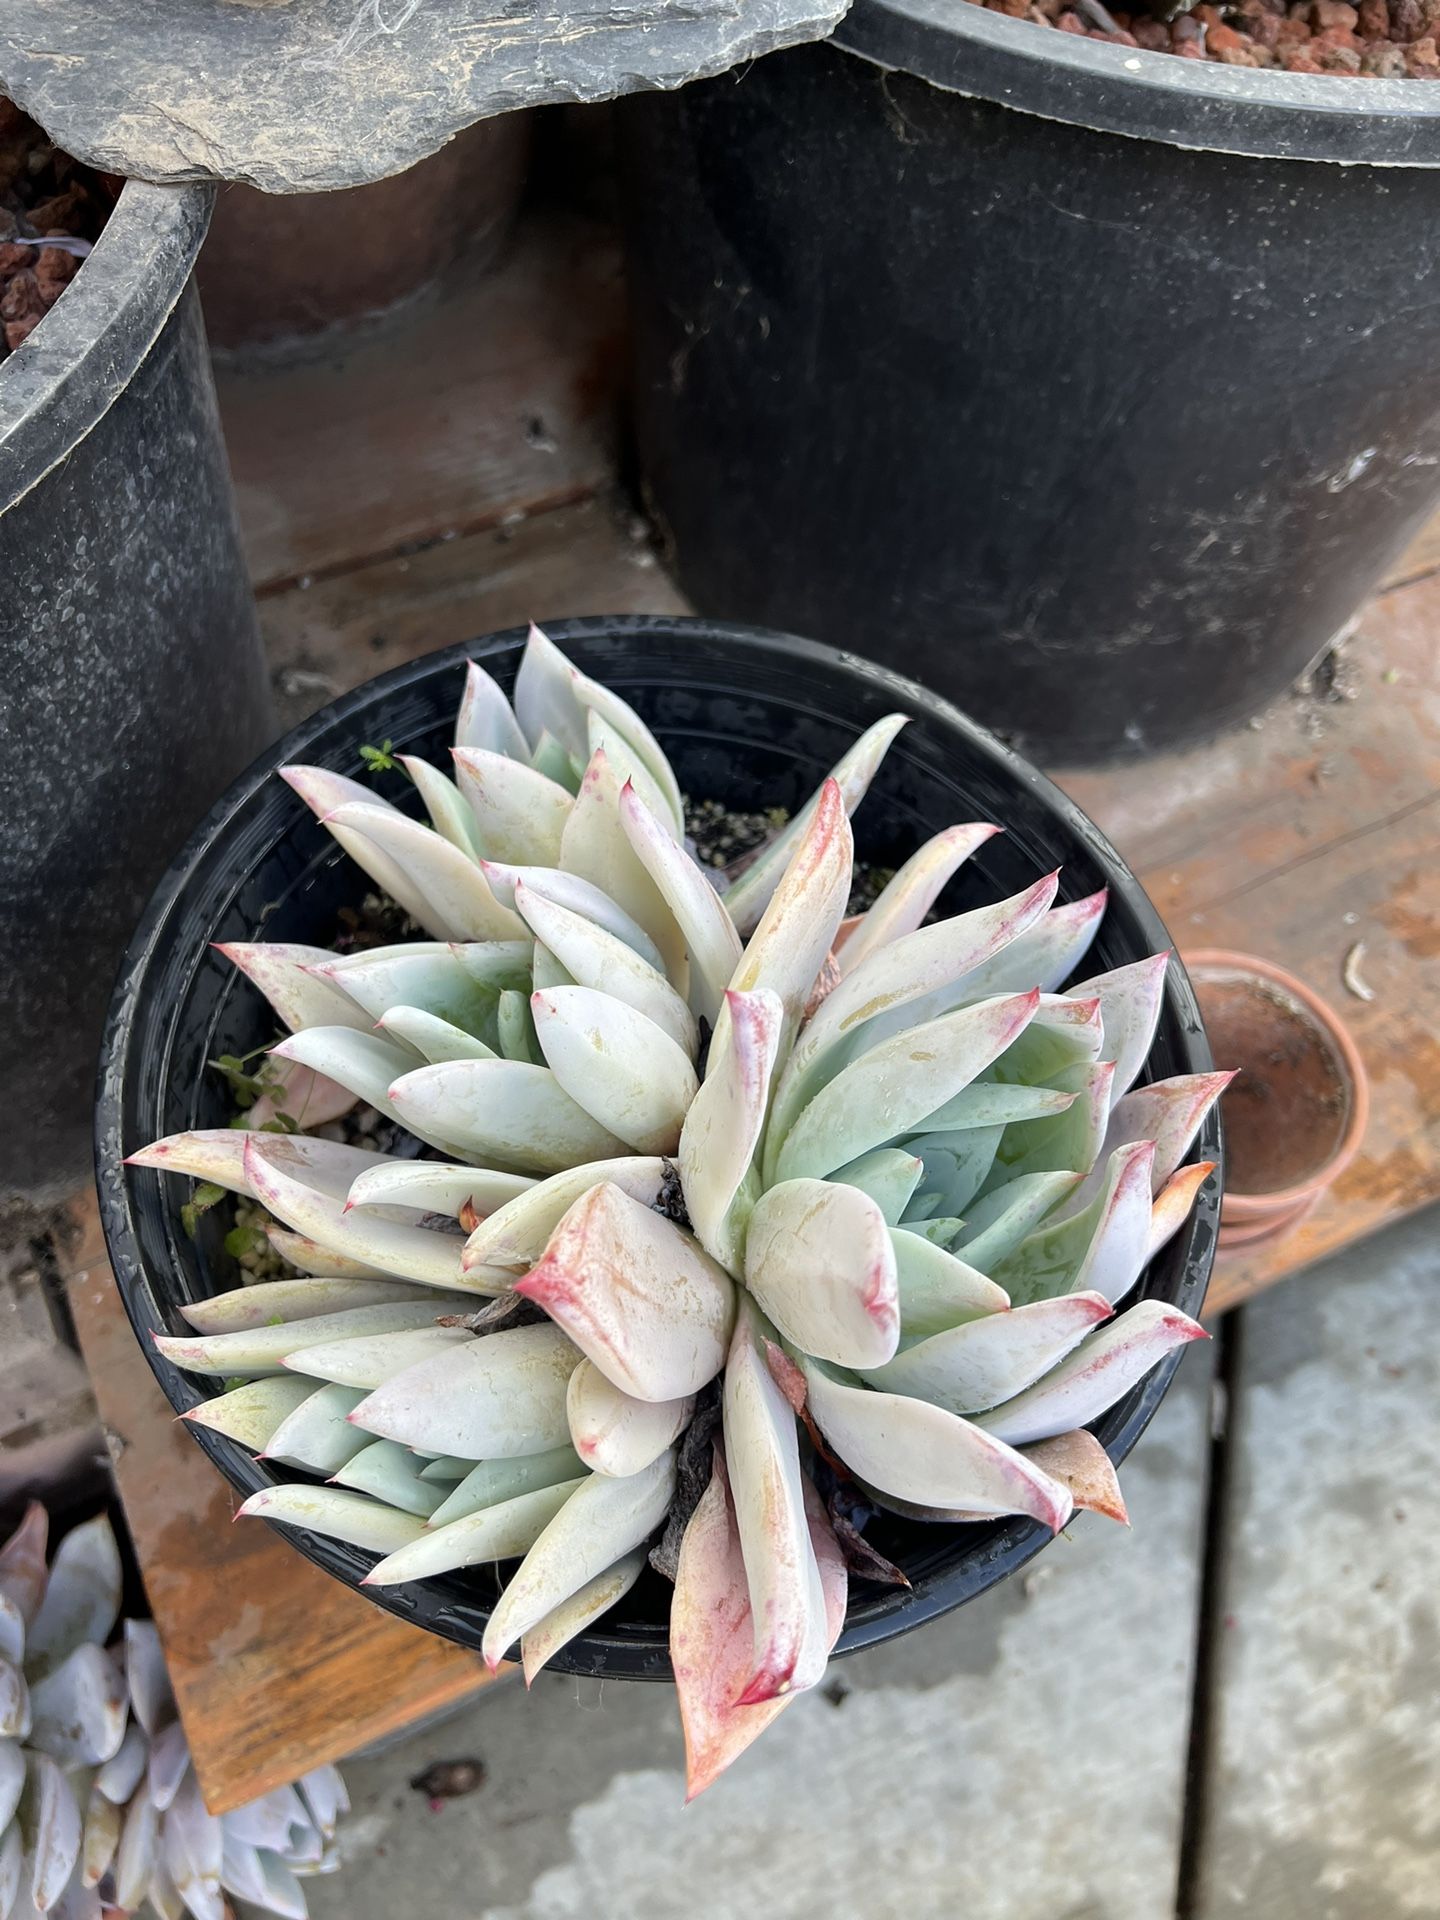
[1,180,271,1206]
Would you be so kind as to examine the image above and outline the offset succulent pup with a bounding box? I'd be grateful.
[0,1503,348,1919]
[133,627,1222,1799]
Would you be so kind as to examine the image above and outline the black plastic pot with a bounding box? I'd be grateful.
[97,617,1219,1677]
[618,9,1440,763]
[2,180,271,1207]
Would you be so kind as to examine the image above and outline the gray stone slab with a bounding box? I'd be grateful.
[0,0,849,193]
[305,1349,1213,1920]
[1194,1210,1440,1920]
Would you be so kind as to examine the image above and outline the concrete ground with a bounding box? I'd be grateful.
[304,1212,1439,1920]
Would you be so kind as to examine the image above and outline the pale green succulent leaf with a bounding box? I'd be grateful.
[827,1148,924,1226]
[26,1642,129,1769]
[795,1354,1072,1531]
[331,1441,447,1517]
[890,1225,1009,1337]
[263,1226,394,1281]
[478,861,667,973]
[20,1752,83,1910]
[263,1383,369,1474]
[497,987,543,1065]
[529,728,584,793]
[1070,953,1170,1104]
[773,990,1040,1185]
[480,1452,678,1670]
[521,1546,648,1686]
[236,1485,426,1556]
[950,1170,1081,1270]
[181,1376,316,1450]
[325,801,526,942]
[722,714,909,936]
[974,1300,1208,1447]
[723,1297,829,1703]
[770,875,1059,1166]
[284,1325,472,1390]
[181,1278,428,1335]
[456,658,529,761]
[398,754,485,860]
[215,942,371,1034]
[745,1178,899,1370]
[157,1302,445,1379]
[364,1478,584,1587]
[513,880,697,1055]
[861,1290,1113,1416]
[618,782,743,1026]
[566,1358,694,1479]
[946,890,1107,1001]
[461,1156,667,1273]
[678,987,783,1271]
[345,1158,535,1222]
[350,1323,581,1458]
[904,1125,1003,1217]
[317,941,516,1031]
[428,1446,587,1530]
[451,745,573,866]
[389,1058,628,1178]
[586,707,681,834]
[837,823,1000,976]
[280,765,442,935]
[559,747,688,983]
[244,1135,474,1289]
[417,1456,474,1483]
[377,1004,497,1065]
[985,1060,1116,1187]
[268,1026,418,1119]
[517,1183,735,1403]
[723,776,851,1051]
[532,986,698,1156]
[24,1516,121,1684]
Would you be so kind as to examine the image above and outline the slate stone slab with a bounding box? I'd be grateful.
[1195,1212,1440,1919]
[0,0,850,193]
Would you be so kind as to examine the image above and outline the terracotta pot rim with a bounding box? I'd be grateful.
[1183,947,1370,1217]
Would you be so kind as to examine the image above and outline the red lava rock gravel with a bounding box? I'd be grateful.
[966,0,1440,73]
[0,98,117,362]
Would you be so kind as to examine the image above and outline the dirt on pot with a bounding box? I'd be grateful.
[0,99,116,359]
[966,0,1440,76]
[1196,973,1351,1193]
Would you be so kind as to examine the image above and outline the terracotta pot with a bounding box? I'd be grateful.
[197,113,532,351]
[1184,950,1369,1251]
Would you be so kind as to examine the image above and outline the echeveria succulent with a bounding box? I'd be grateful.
[0,1504,348,1919]
[131,626,1223,1800]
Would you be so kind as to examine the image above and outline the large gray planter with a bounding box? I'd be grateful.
[0,180,272,1207]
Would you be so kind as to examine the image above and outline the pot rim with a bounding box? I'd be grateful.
[1183,947,1369,1215]
[96,615,1221,1673]
[0,176,215,515]
[831,0,1440,168]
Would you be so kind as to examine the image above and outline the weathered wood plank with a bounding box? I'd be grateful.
[1063,574,1440,1317]
[260,493,688,729]
[216,211,626,592]
[60,1190,494,1816]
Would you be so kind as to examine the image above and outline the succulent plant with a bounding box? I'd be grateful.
[130,626,1224,1800]
[0,1503,348,1919]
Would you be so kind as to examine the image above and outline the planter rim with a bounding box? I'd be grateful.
[97,615,1221,1674]
[1184,947,1369,1215]
[0,177,215,515]
[831,0,1440,167]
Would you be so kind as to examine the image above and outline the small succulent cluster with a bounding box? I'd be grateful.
[0,1503,347,1919]
[131,627,1224,1799]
